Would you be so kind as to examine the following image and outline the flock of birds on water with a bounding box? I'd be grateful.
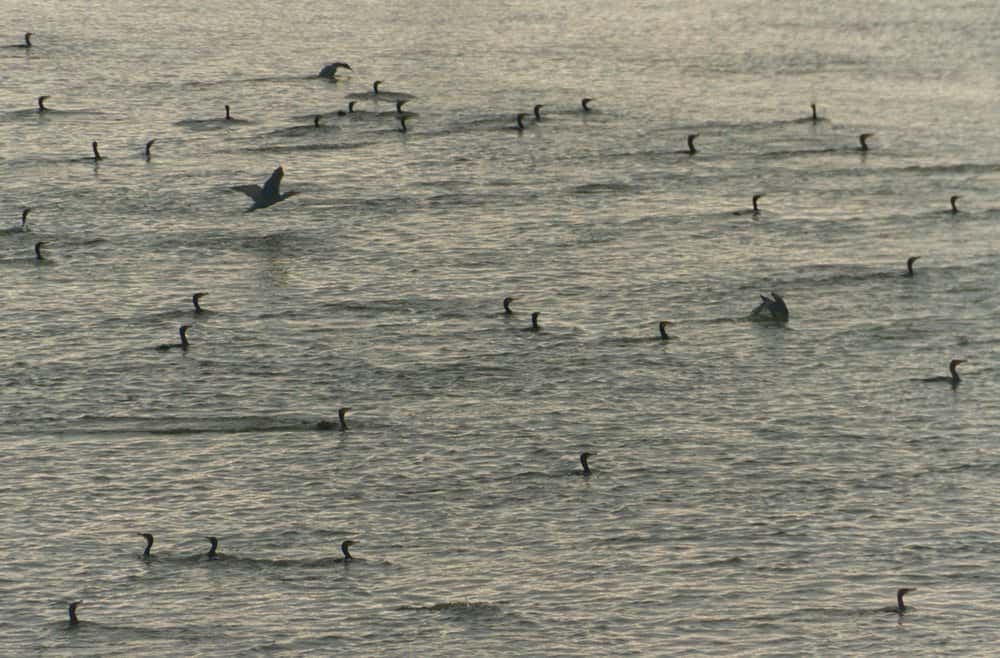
[5,29,974,629]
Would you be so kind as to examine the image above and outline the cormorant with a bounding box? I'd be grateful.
[514,113,528,131]
[232,166,298,211]
[138,532,154,557]
[949,195,960,214]
[91,141,103,161]
[372,80,382,94]
[810,103,819,122]
[34,241,46,260]
[316,407,350,431]
[581,98,594,112]
[658,321,672,340]
[503,296,515,314]
[885,588,916,613]
[681,134,698,155]
[16,207,30,231]
[145,139,155,161]
[533,104,544,120]
[751,292,789,323]
[525,311,541,331]
[318,62,352,78]
[734,194,764,215]
[224,104,234,121]
[68,601,81,625]
[340,540,356,561]
[858,133,874,151]
[578,452,594,476]
[206,536,219,559]
[192,292,208,313]
[904,256,920,277]
[7,32,32,49]
[313,115,322,128]
[156,325,191,351]
[337,101,357,116]
[947,359,965,385]
[37,95,49,112]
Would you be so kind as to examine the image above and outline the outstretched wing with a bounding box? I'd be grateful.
[261,166,283,199]
[231,184,263,202]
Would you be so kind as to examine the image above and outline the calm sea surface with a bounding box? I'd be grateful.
[2,1,999,655]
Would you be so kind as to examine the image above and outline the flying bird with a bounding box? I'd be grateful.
[231,166,298,211]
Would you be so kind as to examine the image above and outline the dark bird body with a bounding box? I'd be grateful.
[232,166,297,211]
[156,325,191,351]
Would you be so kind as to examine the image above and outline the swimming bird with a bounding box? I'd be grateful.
[681,134,698,155]
[751,292,789,323]
[91,141,103,161]
[949,195,960,213]
[6,32,32,49]
[922,359,966,386]
[337,101,357,116]
[947,359,966,385]
[578,452,594,476]
[156,325,191,351]
[884,588,916,613]
[192,292,208,313]
[858,133,874,151]
[525,311,541,331]
[4,207,31,233]
[372,80,382,94]
[658,321,673,340]
[904,256,920,277]
[206,536,220,559]
[533,104,544,121]
[581,98,594,112]
[503,296,515,314]
[809,103,820,122]
[316,407,350,431]
[514,113,528,131]
[37,95,50,112]
[68,600,81,625]
[340,540,356,561]
[138,532,154,557]
[318,62,352,78]
[34,241,46,260]
[231,166,298,211]
[224,104,235,121]
[734,194,764,215]
[144,139,156,161]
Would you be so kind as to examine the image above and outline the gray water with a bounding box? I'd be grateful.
[2,0,999,655]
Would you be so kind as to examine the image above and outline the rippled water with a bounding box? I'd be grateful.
[2,0,999,655]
